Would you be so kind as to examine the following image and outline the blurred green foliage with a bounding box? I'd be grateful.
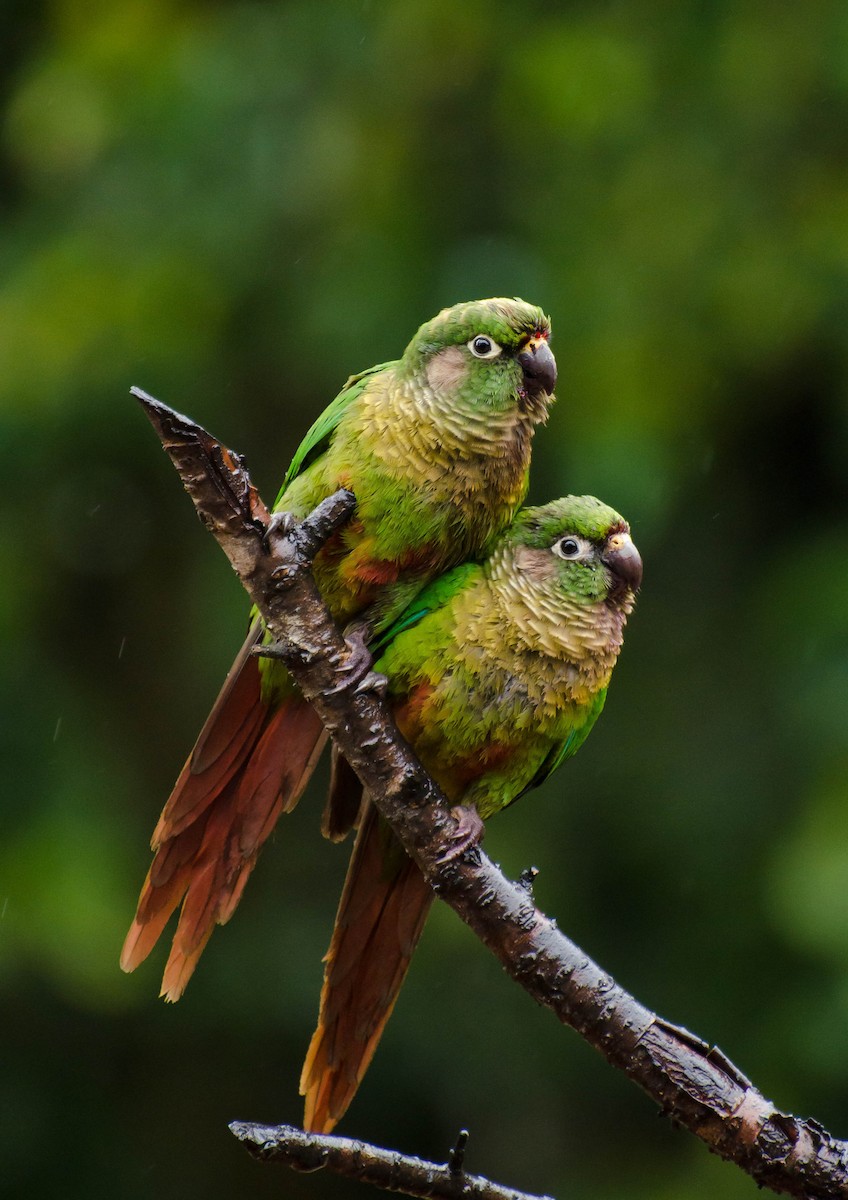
[1,1,847,1197]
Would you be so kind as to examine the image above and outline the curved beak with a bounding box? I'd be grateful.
[517,336,557,399]
[601,530,643,595]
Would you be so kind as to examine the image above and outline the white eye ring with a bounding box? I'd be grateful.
[467,335,503,359]
[552,535,591,560]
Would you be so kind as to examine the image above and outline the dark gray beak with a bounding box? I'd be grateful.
[602,531,643,594]
[517,337,557,398]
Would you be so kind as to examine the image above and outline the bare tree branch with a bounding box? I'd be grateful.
[229,1122,553,1200]
[134,386,848,1200]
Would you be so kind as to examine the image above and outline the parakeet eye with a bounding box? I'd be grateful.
[467,335,502,359]
[552,535,591,560]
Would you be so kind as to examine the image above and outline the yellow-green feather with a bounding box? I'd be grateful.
[374,495,634,821]
[259,298,556,701]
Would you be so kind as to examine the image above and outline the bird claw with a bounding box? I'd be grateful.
[325,623,383,696]
[354,670,388,697]
[437,805,485,864]
[264,509,296,547]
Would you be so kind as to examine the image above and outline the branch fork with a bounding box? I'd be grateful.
[134,386,848,1200]
[229,1122,553,1200]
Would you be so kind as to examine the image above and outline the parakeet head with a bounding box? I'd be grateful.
[401,297,556,422]
[501,494,642,616]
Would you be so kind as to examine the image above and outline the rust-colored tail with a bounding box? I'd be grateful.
[300,801,433,1132]
[120,627,326,1000]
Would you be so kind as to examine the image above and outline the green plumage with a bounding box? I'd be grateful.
[272,296,556,631]
[301,494,642,1132]
[122,297,557,1002]
[375,494,639,817]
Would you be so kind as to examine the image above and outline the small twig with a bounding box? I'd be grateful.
[518,866,539,900]
[287,488,357,560]
[447,1129,470,1177]
[249,642,290,660]
[136,388,848,1199]
[229,1122,552,1200]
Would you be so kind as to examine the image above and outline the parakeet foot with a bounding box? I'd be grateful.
[354,669,388,697]
[438,805,485,863]
[326,623,387,697]
[264,509,296,546]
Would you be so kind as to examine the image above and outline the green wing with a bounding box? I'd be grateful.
[514,689,609,802]
[370,562,481,655]
[274,360,396,503]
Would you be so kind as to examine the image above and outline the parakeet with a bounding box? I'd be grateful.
[121,298,557,1000]
[300,494,642,1134]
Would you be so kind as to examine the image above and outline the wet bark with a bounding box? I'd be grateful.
[134,386,848,1200]
[229,1122,553,1200]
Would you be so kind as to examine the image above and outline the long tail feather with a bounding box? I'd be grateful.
[300,802,433,1132]
[120,629,326,998]
[321,747,365,842]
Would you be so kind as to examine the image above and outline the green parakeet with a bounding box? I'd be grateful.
[121,298,557,999]
[300,494,641,1133]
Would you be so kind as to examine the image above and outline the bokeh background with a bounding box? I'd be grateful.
[2,1,848,1197]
